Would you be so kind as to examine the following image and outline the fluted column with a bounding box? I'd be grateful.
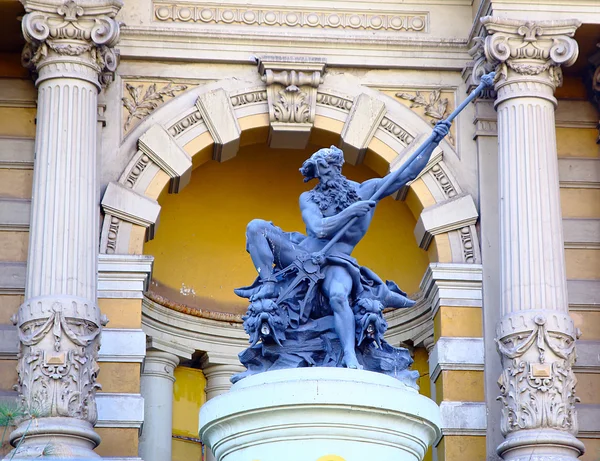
[201,357,245,461]
[139,351,180,461]
[8,0,121,458]
[482,17,584,461]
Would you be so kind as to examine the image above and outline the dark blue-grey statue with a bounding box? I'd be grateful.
[232,73,495,385]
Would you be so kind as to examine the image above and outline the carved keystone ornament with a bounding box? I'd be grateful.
[258,55,326,149]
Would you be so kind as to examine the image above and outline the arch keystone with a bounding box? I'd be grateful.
[196,89,241,162]
[138,124,192,193]
[414,194,478,250]
[258,55,326,149]
[102,182,161,241]
[340,93,386,166]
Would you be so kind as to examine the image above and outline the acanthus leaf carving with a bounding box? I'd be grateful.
[258,56,326,149]
[496,313,579,436]
[14,297,107,424]
[395,89,455,145]
[20,0,122,87]
[481,17,580,89]
[122,81,189,132]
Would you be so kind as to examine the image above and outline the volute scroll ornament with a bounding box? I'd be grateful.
[481,17,581,92]
[20,0,123,88]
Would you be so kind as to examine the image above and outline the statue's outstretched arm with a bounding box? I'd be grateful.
[359,121,451,201]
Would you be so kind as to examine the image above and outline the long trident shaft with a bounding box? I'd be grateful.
[318,72,496,256]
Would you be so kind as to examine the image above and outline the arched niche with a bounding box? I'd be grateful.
[99,74,481,357]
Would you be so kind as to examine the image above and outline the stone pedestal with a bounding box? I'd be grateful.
[200,368,440,461]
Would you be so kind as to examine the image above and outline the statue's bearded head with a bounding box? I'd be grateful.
[301,146,360,213]
[299,145,344,186]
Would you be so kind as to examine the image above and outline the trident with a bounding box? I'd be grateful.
[274,72,496,318]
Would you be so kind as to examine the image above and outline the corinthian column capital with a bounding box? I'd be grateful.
[481,17,581,97]
[20,0,123,88]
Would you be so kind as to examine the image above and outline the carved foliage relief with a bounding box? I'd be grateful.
[388,88,456,145]
[496,313,579,436]
[12,298,107,423]
[122,80,192,134]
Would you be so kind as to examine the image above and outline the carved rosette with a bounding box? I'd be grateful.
[481,17,581,104]
[11,296,107,425]
[21,0,123,88]
[258,56,326,149]
[496,311,580,437]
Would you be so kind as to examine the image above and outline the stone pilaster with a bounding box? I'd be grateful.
[8,0,122,458]
[139,350,180,461]
[481,16,584,461]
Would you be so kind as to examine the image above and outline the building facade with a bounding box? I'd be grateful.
[0,0,598,460]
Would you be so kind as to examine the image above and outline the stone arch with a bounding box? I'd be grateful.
[100,75,480,267]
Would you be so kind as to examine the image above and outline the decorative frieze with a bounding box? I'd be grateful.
[379,117,414,146]
[230,89,268,108]
[316,91,354,112]
[123,81,189,133]
[258,56,326,149]
[153,2,428,33]
[169,110,203,137]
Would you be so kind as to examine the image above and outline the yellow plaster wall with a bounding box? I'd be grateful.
[0,360,17,390]
[0,295,22,323]
[98,363,140,393]
[95,428,139,457]
[172,367,206,461]
[144,143,429,315]
[0,231,28,262]
[572,311,600,340]
[556,128,599,158]
[435,370,485,403]
[437,435,486,461]
[433,306,483,341]
[98,299,142,329]
[412,347,431,398]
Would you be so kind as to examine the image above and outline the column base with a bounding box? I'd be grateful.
[200,367,441,461]
[7,417,101,459]
[498,429,585,461]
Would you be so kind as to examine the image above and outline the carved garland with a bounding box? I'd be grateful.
[496,314,578,435]
[12,299,106,422]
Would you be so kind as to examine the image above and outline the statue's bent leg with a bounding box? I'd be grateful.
[244,219,298,300]
[322,266,359,369]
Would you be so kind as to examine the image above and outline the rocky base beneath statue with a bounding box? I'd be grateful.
[233,313,420,387]
[200,367,441,461]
